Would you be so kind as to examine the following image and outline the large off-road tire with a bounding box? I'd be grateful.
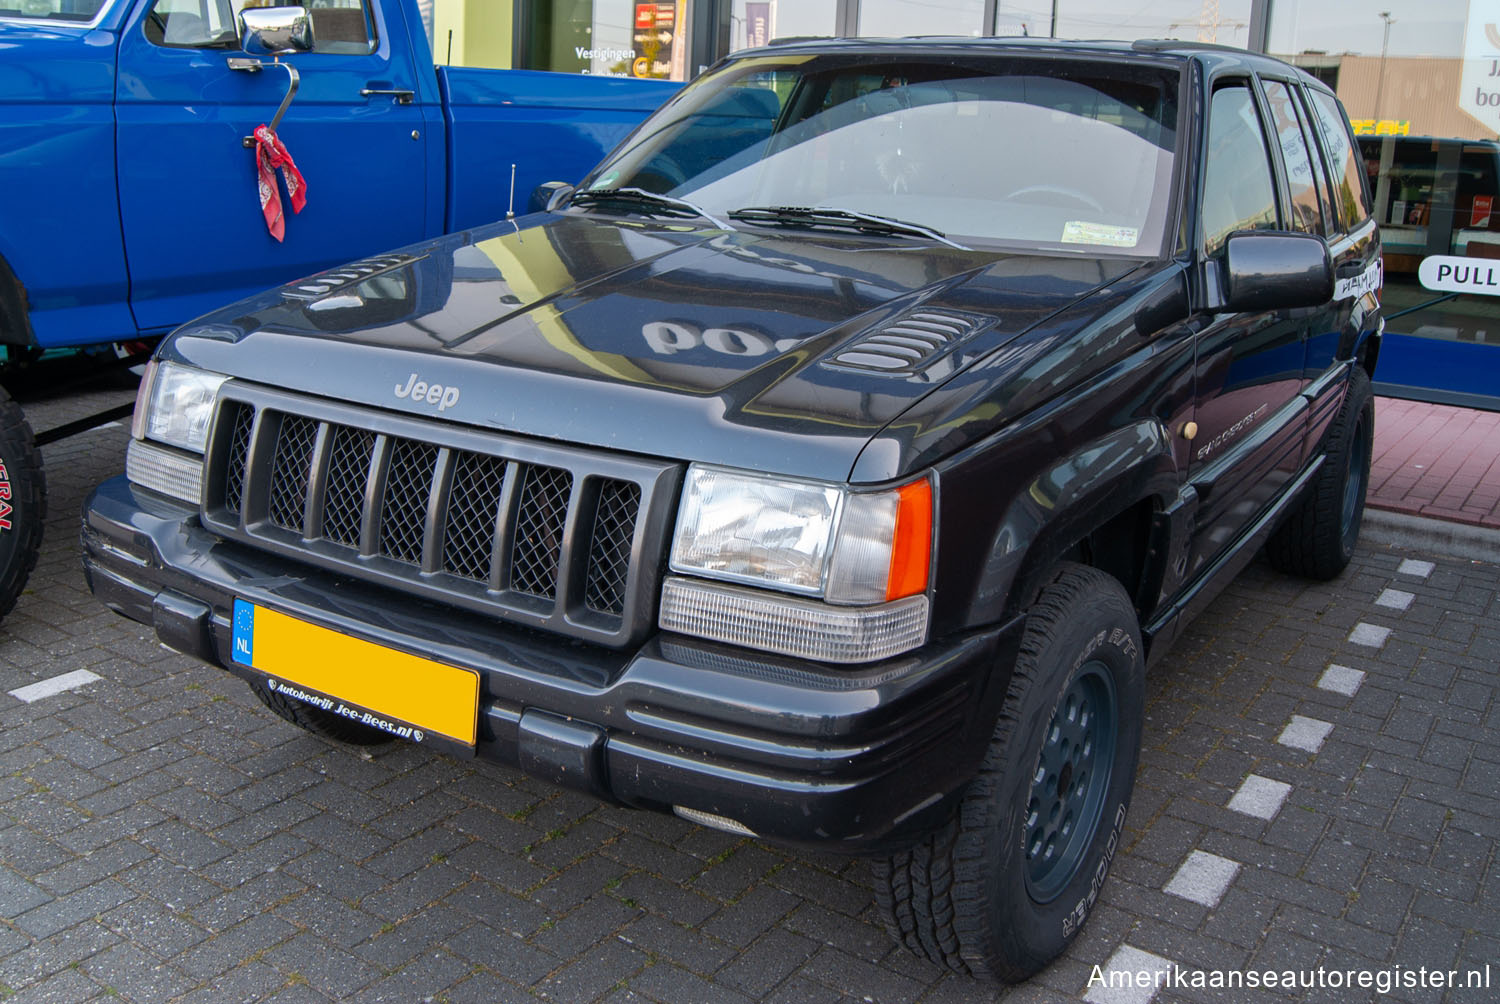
[1266,366,1374,580]
[874,564,1145,983]
[0,386,45,623]
[251,679,390,746]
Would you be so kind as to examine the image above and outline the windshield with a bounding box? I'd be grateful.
[579,52,1182,256]
[1,0,107,21]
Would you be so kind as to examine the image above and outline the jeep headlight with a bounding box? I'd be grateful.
[125,361,228,504]
[660,465,933,663]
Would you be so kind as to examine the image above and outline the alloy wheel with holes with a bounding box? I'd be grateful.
[873,563,1144,983]
[1024,660,1118,903]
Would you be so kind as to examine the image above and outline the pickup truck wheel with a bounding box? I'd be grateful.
[0,386,44,624]
[1266,365,1373,580]
[252,681,391,746]
[874,563,1144,982]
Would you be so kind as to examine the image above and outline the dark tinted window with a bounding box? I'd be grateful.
[1309,89,1372,231]
[1264,80,1326,235]
[1201,84,1278,254]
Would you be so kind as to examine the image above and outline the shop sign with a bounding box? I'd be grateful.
[632,2,676,78]
[1350,119,1411,135]
[1418,254,1500,294]
[1459,2,1500,133]
[746,2,771,48]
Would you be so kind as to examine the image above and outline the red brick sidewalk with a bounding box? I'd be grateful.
[1369,396,1500,529]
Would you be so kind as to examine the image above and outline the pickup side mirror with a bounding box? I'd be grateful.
[1217,232,1333,313]
[531,182,575,214]
[240,6,314,56]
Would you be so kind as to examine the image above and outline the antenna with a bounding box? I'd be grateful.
[506,164,517,220]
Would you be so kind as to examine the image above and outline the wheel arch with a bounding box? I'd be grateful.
[961,421,1182,632]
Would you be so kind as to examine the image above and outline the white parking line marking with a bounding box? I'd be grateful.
[1397,558,1435,578]
[1084,945,1175,1004]
[1279,715,1334,753]
[1318,664,1366,697]
[1227,774,1292,820]
[1375,588,1415,611]
[1164,850,1240,907]
[8,670,103,704]
[1348,622,1391,648]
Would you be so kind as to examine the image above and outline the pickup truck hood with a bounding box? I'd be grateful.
[169,214,1142,482]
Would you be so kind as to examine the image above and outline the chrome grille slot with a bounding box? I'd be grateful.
[223,403,253,517]
[268,415,318,532]
[510,465,572,599]
[203,386,677,648]
[379,439,439,564]
[321,425,374,548]
[442,451,509,583]
[586,480,640,615]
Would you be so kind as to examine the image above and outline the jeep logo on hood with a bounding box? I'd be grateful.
[394,372,461,411]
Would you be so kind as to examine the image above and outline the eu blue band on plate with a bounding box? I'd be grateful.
[232,598,255,664]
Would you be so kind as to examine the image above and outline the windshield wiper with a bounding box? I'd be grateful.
[570,187,731,230]
[727,206,970,250]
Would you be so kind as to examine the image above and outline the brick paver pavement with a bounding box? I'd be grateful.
[1370,397,1500,530]
[1,378,1496,1003]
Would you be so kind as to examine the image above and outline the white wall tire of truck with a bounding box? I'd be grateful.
[1266,366,1374,580]
[252,680,391,746]
[873,563,1145,983]
[0,385,44,623]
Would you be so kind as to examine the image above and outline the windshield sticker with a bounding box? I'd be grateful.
[1061,222,1139,248]
[590,171,621,190]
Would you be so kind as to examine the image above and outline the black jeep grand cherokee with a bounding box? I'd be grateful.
[84,37,1382,982]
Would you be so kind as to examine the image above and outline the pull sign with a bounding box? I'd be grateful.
[1418,254,1500,296]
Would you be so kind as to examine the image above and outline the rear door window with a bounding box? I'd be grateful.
[1308,89,1372,231]
[1264,80,1327,235]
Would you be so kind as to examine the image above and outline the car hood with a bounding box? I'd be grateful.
[167,213,1143,482]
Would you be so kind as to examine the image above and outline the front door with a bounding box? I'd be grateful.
[115,0,437,332]
[1186,79,1311,579]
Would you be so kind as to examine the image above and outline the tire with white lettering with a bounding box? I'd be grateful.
[1266,366,1373,580]
[874,564,1144,983]
[0,386,44,624]
[253,682,390,746]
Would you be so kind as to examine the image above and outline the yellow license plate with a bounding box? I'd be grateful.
[231,599,479,747]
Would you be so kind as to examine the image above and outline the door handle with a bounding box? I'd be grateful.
[1335,262,1365,279]
[361,88,415,104]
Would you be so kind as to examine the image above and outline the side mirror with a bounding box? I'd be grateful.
[1218,232,1333,313]
[240,6,314,56]
[531,182,575,214]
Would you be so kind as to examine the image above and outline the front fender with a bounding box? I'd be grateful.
[963,420,1181,630]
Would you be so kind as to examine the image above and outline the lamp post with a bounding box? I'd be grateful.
[1374,11,1395,123]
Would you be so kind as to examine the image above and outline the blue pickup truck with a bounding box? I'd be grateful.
[0,0,679,620]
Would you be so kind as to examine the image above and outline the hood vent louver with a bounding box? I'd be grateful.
[824,309,992,378]
[282,253,424,301]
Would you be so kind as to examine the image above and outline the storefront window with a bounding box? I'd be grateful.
[991,0,1252,44]
[728,0,836,52]
[520,0,693,79]
[859,0,986,38]
[1270,0,1500,405]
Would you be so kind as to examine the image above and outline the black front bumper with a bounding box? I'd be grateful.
[82,475,1022,853]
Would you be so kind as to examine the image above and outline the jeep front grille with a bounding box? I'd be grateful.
[204,385,678,647]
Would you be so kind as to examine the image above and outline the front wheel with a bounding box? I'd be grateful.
[0,386,45,623]
[874,563,1145,982]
